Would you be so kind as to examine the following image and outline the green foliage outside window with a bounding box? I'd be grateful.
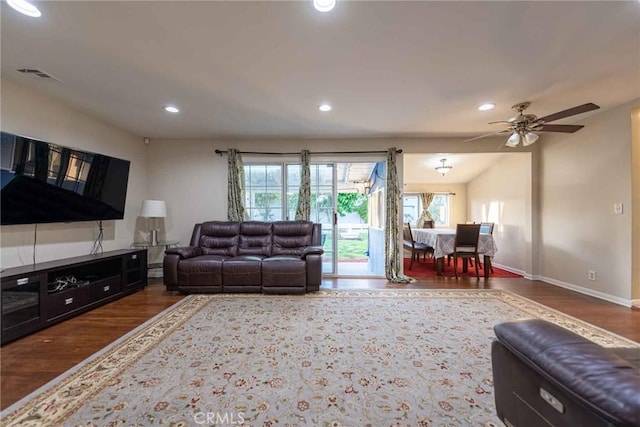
[254,193,281,221]
[337,193,368,222]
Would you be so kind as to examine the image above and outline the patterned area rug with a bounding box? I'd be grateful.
[2,290,637,427]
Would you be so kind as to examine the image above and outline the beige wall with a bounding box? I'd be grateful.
[0,78,148,268]
[467,153,532,274]
[540,99,639,305]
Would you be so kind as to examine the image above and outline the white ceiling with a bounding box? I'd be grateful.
[1,1,639,140]
[404,153,508,184]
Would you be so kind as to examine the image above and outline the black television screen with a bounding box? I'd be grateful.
[1,132,130,225]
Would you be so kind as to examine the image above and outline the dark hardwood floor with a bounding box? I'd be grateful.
[2,276,638,411]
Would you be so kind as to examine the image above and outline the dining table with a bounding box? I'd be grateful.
[411,228,498,279]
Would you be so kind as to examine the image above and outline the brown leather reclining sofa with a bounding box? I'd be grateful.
[492,319,640,427]
[163,220,324,294]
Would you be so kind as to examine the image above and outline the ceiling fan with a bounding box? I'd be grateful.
[465,101,600,147]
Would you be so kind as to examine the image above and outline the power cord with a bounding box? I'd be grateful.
[91,220,104,254]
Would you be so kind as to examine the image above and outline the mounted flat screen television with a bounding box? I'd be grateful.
[1,132,130,225]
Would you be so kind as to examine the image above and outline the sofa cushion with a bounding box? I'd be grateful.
[261,256,306,288]
[199,221,240,256]
[222,255,263,287]
[238,221,273,256]
[272,221,314,256]
[177,255,226,287]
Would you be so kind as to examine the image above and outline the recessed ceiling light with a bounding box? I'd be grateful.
[318,103,332,112]
[163,105,180,114]
[7,0,41,17]
[478,103,496,111]
[313,0,336,12]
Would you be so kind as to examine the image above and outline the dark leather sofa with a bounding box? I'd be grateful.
[163,220,323,294]
[492,319,640,427]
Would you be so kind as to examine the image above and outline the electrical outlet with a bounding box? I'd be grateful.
[588,270,596,281]
[614,203,623,214]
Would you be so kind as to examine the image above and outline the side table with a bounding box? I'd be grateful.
[131,241,179,270]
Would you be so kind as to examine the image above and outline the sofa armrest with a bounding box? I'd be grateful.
[163,254,180,291]
[302,246,324,259]
[494,319,640,426]
[165,246,202,259]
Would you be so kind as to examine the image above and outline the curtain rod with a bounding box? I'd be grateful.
[214,149,401,156]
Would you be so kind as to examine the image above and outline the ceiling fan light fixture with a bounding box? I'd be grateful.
[505,132,520,147]
[435,158,453,176]
[523,131,539,146]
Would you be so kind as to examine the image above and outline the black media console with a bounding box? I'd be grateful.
[1,249,147,345]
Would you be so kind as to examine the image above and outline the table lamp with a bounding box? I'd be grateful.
[140,200,166,245]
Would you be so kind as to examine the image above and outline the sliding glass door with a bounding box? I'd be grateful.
[245,161,385,277]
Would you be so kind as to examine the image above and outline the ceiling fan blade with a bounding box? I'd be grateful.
[538,124,584,133]
[462,129,510,143]
[537,103,600,123]
[487,120,512,125]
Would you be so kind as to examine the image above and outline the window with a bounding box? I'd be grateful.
[285,163,334,223]
[402,194,451,227]
[244,164,283,221]
[244,163,335,223]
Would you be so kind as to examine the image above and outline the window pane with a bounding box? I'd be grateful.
[402,195,420,226]
[428,194,450,227]
[403,194,451,227]
[244,164,283,221]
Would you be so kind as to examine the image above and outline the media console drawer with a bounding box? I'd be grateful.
[90,276,121,301]
[46,286,91,320]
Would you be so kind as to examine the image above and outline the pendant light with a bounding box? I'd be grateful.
[435,159,453,176]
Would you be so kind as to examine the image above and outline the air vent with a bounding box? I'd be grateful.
[17,68,57,80]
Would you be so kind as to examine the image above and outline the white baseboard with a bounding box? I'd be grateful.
[490,263,530,279]
[538,275,632,308]
[486,264,632,308]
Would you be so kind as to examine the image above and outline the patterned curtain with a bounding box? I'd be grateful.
[417,192,435,228]
[385,147,415,283]
[295,149,311,220]
[227,148,247,221]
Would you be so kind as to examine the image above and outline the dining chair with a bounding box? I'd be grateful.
[452,223,481,279]
[466,222,494,268]
[479,222,494,234]
[403,222,434,270]
[479,222,495,273]
[448,221,474,266]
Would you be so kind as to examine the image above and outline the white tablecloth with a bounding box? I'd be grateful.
[412,228,498,259]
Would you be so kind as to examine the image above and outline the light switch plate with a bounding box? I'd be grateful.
[614,203,623,214]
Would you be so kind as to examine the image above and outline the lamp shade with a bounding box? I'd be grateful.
[140,200,166,218]
[523,132,539,146]
[505,132,521,147]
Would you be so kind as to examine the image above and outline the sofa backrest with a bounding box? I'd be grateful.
[191,220,318,257]
[272,221,314,256]
[238,221,273,256]
[199,221,239,256]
